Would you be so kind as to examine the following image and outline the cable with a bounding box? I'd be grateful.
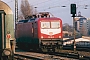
[39,0,90,11]
[6,0,13,3]
[18,0,90,17]
[35,0,70,11]
[31,0,50,6]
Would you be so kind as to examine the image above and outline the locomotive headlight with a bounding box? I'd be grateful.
[41,36,43,38]
[2,49,11,56]
[59,36,61,38]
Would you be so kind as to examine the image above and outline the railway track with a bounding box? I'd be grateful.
[14,51,90,60]
[14,51,78,60]
[15,48,90,60]
[55,49,90,60]
[47,52,90,60]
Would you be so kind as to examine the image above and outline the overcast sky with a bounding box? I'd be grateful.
[1,0,90,25]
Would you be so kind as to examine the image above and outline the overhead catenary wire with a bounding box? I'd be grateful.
[4,0,90,18]
[32,0,69,9]
[28,0,89,18]
[5,0,89,13]
[5,0,13,3]
[32,0,89,11]
[31,0,50,6]
[4,0,90,10]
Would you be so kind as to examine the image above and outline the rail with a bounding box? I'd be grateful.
[14,52,78,60]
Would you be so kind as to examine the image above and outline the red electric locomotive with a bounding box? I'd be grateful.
[16,12,63,52]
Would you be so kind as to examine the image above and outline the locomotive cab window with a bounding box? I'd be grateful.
[51,22,60,28]
[41,21,60,29]
[41,22,50,28]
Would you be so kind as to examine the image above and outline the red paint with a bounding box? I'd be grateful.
[16,17,63,40]
[6,34,11,39]
[38,18,63,39]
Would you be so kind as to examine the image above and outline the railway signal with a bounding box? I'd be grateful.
[70,4,76,53]
[70,4,76,15]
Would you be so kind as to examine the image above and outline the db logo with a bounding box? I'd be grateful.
[6,34,11,39]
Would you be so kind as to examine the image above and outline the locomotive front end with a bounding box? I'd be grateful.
[38,18,63,51]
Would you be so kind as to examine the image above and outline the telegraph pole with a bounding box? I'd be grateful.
[15,0,18,23]
[15,0,18,38]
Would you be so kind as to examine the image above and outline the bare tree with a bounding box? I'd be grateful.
[63,23,73,32]
[80,25,88,36]
[18,11,24,20]
[19,0,36,20]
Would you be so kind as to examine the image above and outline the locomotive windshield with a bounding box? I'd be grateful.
[41,21,60,29]
[41,22,50,28]
[51,22,60,28]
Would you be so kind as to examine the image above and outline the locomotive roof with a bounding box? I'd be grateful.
[18,19,28,23]
[35,17,62,21]
[18,17,62,24]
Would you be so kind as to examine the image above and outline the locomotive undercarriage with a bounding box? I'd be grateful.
[16,37,63,52]
[16,37,40,51]
[40,39,63,52]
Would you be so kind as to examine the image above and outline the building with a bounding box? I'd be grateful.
[87,18,90,35]
[75,11,90,36]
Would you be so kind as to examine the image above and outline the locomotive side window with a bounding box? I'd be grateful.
[41,22,50,28]
[51,22,60,28]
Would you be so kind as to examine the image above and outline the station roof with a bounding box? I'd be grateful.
[0,1,13,14]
